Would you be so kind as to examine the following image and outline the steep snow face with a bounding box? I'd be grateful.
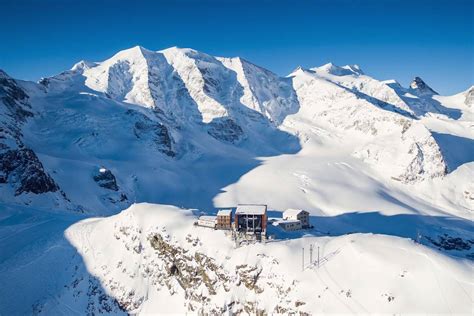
[0,71,73,209]
[309,64,415,116]
[306,64,460,120]
[160,47,230,123]
[78,46,300,126]
[63,47,207,123]
[353,123,447,182]
[287,68,447,182]
[312,62,364,76]
[218,57,299,125]
[83,46,156,108]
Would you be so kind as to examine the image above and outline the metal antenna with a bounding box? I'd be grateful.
[302,247,305,271]
[416,229,422,244]
[317,246,320,268]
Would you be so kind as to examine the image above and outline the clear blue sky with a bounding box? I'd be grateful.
[1,0,473,94]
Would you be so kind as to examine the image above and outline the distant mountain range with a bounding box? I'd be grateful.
[1,46,472,213]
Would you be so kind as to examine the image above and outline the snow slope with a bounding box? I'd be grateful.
[0,46,473,314]
[2,203,471,314]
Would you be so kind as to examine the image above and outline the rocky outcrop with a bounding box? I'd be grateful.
[410,77,438,95]
[207,117,244,143]
[464,86,473,107]
[0,71,62,196]
[127,110,175,157]
[0,148,59,195]
[93,168,119,191]
[92,167,129,207]
[426,234,474,251]
[0,70,33,149]
[145,230,302,314]
[0,70,32,122]
[60,210,307,315]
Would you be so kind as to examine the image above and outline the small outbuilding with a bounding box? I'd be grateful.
[216,209,232,229]
[274,219,302,231]
[197,215,217,228]
[283,209,310,228]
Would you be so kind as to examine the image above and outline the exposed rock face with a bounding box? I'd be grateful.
[148,232,271,313]
[131,112,175,157]
[207,117,244,143]
[92,167,129,205]
[410,76,438,95]
[465,86,474,107]
[0,71,61,196]
[57,209,307,315]
[426,234,474,251]
[400,139,447,182]
[93,168,119,191]
[0,148,59,195]
[0,70,33,148]
[127,110,176,157]
[0,70,32,122]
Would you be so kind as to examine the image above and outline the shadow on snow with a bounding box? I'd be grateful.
[431,132,474,173]
[0,206,126,315]
[267,210,474,259]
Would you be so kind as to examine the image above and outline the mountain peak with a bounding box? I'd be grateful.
[126,45,152,54]
[71,60,96,72]
[410,76,438,95]
[103,45,155,64]
[288,66,311,76]
[160,46,199,56]
[313,62,363,76]
[342,64,364,75]
[0,69,10,79]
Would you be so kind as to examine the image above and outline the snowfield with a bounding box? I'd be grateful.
[1,204,472,314]
[0,46,473,314]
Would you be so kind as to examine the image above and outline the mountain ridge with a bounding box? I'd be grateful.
[0,45,472,215]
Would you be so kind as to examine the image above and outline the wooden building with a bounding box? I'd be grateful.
[216,209,232,229]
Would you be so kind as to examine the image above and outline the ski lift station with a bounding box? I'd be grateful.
[234,204,268,238]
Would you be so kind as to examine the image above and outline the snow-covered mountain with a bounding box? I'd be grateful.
[0,46,473,314]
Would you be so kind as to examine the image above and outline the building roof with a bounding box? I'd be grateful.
[273,219,301,226]
[198,215,216,221]
[217,209,232,216]
[283,209,308,217]
[235,204,267,215]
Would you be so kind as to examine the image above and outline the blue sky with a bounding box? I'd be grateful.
[1,0,472,94]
